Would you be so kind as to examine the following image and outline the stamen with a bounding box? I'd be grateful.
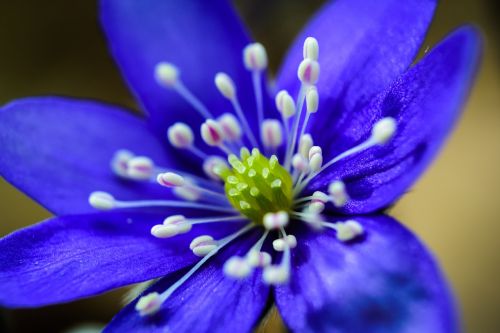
[156,172,185,187]
[263,227,291,285]
[297,85,319,142]
[297,59,320,86]
[200,120,232,155]
[292,154,309,174]
[303,36,319,60]
[275,90,296,139]
[223,256,252,278]
[298,134,313,159]
[215,72,259,148]
[217,113,242,144]
[328,180,349,207]
[308,146,323,173]
[111,149,134,177]
[246,230,271,268]
[167,122,208,160]
[190,235,218,257]
[272,234,297,252]
[261,119,283,151]
[203,156,229,180]
[243,43,268,140]
[88,191,115,210]
[151,215,191,239]
[136,224,254,316]
[294,117,397,193]
[155,62,213,119]
[263,211,289,230]
[127,156,155,180]
[88,191,236,213]
[322,220,364,242]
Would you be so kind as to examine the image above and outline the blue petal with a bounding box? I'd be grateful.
[276,215,458,333]
[104,229,269,333]
[100,0,268,139]
[277,0,436,155]
[0,97,173,215]
[0,211,244,308]
[307,26,482,213]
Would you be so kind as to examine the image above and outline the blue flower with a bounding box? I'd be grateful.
[0,0,481,332]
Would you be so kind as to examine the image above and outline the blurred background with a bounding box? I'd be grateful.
[0,0,499,332]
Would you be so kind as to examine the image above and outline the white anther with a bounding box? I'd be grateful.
[328,180,349,207]
[305,86,319,113]
[243,43,268,71]
[263,211,289,230]
[261,119,283,148]
[371,117,397,145]
[292,154,309,173]
[272,235,297,252]
[308,201,325,214]
[135,292,162,316]
[303,37,319,60]
[312,191,329,204]
[309,150,323,173]
[247,250,272,267]
[299,134,313,159]
[127,156,155,180]
[151,215,191,238]
[263,265,289,285]
[201,120,224,146]
[189,235,217,257]
[297,58,320,85]
[301,209,323,230]
[223,256,252,278]
[173,185,201,201]
[275,90,296,119]
[336,220,364,242]
[155,62,179,88]
[308,146,322,160]
[88,191,115,210]
[217,113,242,142]
[110,149,134,177]
[214,72,236,99]
[167,122,194,149]
[203,156,228,180]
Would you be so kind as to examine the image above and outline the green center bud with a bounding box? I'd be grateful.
[216,148,293,223]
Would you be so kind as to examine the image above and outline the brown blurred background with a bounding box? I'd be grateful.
[0,0,499,332]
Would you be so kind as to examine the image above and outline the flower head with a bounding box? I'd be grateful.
[0,0,481,332]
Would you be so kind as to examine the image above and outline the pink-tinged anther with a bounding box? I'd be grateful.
[303,37,319,60]
[243,43,268,71]
[299,134,313,159]
[203,156,229,180]
[297,58,320,85]
[263,211,289,230]
[135,292,162,316]
[127,156,155,180]
[201,120,224,146]
[217,113,242,142]
[312,191,329,204]
[261,119,283,149]
[157,172,185,187]
[292,154,309,173]
[307,201,325,214]
[110,149,134,177]
[167,122,194,149]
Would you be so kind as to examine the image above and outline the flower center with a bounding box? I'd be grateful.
[216,148,293,223]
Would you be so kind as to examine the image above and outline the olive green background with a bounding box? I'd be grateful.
[0,1,499,332]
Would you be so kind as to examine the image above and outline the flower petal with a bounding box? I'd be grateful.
[100,0,264,137]
[0,211,244,308]
[277,0,436,147]
[104,229,269,333]
[276,215,458,333]
[307,26,482,213]
[0,97,173,215]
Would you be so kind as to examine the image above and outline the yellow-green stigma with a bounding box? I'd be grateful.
[216,148,293,223]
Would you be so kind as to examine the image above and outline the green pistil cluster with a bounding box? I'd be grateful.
[216,148,293,223]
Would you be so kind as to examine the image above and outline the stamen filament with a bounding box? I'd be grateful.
[187,146,209,160]
[187,215,246,225]
[284,86,306,170]
[232,95,259,148]
[252,71,264,143]
[113,199,235,212]
[158,224,254,302]
[173,81,213,119]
